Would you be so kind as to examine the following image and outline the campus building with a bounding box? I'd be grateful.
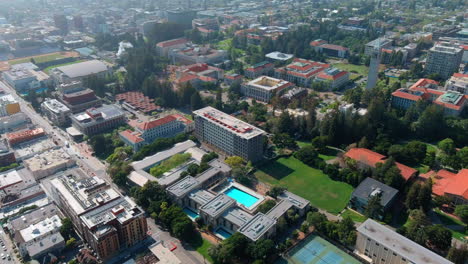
[2,68,42,92]
[344,148,418,182]
[391,78,468,116]
[115,91,161,114]
[50,175,147,260]
[224,73,243,86]
[70,105,125,136]
[310,39,349,58]
[50,60,111,84]
[41,99,71,126]
[355,219,453,264]
[58,81,102,113]
[364,37,392,56]
[420,169,468,205]
[120,114,193,151]
[245,61,275,79]
[0,94,20,117]
[445,73,468,95]
[425,44,463,79]
[169,44,227,65]
[193,107,266,162]
[174,63,224,89]
[155,38,189,57]
[315,68,350,90]
[241,76,294,102]
[274,58,330,87]
[23,148,75,180]
[349,178,398,219]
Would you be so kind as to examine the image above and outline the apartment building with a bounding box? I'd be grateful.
[70,105,125,136]
[241,76,294,102]
[356,219,453,264]
[50,175,147,260]
[274,58,330,87]
[120,114,193,151]
[425,44,463,79]
[193,107,266,162]
[445,73,468,94]
[41,99,71,127]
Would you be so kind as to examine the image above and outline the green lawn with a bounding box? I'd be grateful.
[415,164,430,174]
[434,209,467,241]
[341,209,368,223]
[216,38,233,50]
[43,60,85,74]
[190,237,214,263]
[10,53,68,65]
[255,157,354,214]
[149,153,191,177]
[296,142,338,161]
[332,63,369,75]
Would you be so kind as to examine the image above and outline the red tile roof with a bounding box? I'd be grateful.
[410,78,439,90]
[433,95,467,111]
[445,169,468,199]
[316,70,348,81]
[395,162,417,181]
[119,129,144,143]
[344,148,386,167]
[320,44,349,51]
[310,39,327,47]
[453,73,468,78]
[136,115,177,131]
[391,90,422,101]
[156,38,188,48]
[429,169,468,199]
[115,91,160,113]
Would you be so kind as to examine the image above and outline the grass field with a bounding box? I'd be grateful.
[190,238,214,263]
[341,209,367,223]
[296,142,338,161]
[43,60,85,74]
[333,63,369,75]
[434,209,467,241]
[255,157,354,214]
[9,52,69,65]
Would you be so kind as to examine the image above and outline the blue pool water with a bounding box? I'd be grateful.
[215,227,232,240]
[183,208,199,220]
[224,187,259,208]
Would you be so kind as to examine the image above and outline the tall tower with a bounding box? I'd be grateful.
[366,40,381,90]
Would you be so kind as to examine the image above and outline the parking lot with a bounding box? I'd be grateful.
[0,228,17,263]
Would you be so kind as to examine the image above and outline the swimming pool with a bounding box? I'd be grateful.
[286,234,360,264]
[183,207,199,221]
[224,187,259,208]
[214,227,232,240]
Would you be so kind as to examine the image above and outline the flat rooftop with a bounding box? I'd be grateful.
[188,189,215,207]
[167,176,201,198]
[193,106,265,139]
[277,191,310,210]
[19,214,62,243]
[266,199,294,220]
[9,203,59,231]
[200,193,236,218]
[247,76,292,91]
[357,219,453,264]
[238,213,276,242]
[0,170,22,190]
[222,207,254,228]
[54,60,108,78]
[23,148,74,173]
[42,99,70,113]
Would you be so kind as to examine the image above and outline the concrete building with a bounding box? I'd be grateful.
[166,10,197,26]
[193,107,266,162]
[23,148,75,180]
[241,76,294,102]
[0,94,20,117]
[59,82,102,114]
[2,68,41,92]
[425,44,463,79]
[50,60,111,84]
[224,73,243,86]
[310,40,349,58]
[0,140,15,167]
[0,170,24,197]
[120,114,193,151]
[50,175,147,260]
[315,68,350,90]
[274,58,330,87]
[245,61,275,79]
[367,44,381,90]
[70,105,125,136]
[41,99,71,127]
[0,112,29,133]
[169,44,227,65]
[355,219,453,264]
[265,51,294,62]
[349,178,398,219]
[14,137,57,161]
[445,73,468,94]
[365,37,392,56]
[6,128,45,146]
[281,87,308,100]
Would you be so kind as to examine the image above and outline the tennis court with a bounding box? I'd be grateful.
[287,234,360,264]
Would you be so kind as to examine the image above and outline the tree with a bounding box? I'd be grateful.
[171,216,195,241]
[225,156,244,168]
[248,239,276,260]
[311,136,328,153]
[257,200,277,214]
[89,134,108,156]
[415,105,446,141]
[454,205,468,224]
[457,147,468,168]
[267,186,286,198]
[190,91,204,111]
[425,225,452,253]
[294,146,320,167]
[277,111,294,134]
[60,218,74,240]
[272,133,298,149]
[438,138,456,155]
[365,193,384,219]
[447,244,468,264]
[306,211,327,229]
[66,237,77,249]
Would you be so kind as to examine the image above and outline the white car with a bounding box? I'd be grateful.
[1,253,4,260]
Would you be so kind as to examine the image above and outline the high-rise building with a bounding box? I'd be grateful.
[366,45,381,90]
[50,175,147,260]
[193,107,265,162]
[53,14,68,35]
[425,44,463,79]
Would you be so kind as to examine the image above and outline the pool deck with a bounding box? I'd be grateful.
[219,182,265,210]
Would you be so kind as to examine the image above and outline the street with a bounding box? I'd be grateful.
[0,229,18,263]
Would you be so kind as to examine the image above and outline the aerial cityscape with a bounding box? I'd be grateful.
[0,0,467,264]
